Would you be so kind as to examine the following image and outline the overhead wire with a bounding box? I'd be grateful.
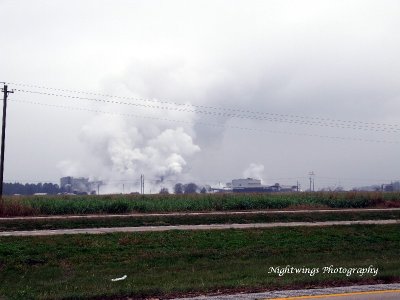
[6,81,400,130]
[8,98,400,144]
[13,88,400,133]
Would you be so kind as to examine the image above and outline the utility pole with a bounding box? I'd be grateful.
[0,84,13,199]
[308,171,315,192]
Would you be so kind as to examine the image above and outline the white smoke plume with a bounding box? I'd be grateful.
[243,163,265,181]
[58,95,201,193]
[57,160,84,177]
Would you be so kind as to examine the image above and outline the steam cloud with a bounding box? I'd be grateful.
[243,163,265,181]
[58,96,201,193]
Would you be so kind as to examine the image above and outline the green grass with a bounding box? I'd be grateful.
[1,192,400,216]
[1,210,400,231]
[0,225,399,299]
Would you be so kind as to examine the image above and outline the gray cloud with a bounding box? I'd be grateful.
[1,0,400,190]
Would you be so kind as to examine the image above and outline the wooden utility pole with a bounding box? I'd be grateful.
[0,84,13,200]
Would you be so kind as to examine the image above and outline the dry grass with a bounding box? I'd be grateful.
[0,198,37,216]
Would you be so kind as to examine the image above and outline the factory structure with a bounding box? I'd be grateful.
[60,176,102,194]
[213,178,298,193]
[353,181,400,192]
[57,176,400,194]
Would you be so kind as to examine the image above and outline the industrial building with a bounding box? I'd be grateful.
[232,178,262,189]
[215,178,298,193]
[60,176,101,194]
[353,181,400,192]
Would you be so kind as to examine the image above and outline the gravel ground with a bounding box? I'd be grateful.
[172,283,400,300]
[0,219,399,236]
[1,208,400,220]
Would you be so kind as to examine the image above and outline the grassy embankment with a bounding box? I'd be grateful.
[0,225,399,299]
[1,192,400,216]
[1,210,400,231]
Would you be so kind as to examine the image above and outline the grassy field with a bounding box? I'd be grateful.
[0,225,399,299]
[1,192,400,216]
[1,210,400,231]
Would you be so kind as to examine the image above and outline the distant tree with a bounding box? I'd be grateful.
[200,187,207,194]
[25,184,35,195]
[174,183,183,194]
[184,183,198,194]
[159,187,169,194]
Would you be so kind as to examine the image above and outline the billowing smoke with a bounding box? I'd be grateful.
[57,160,83,177]
[58,95,201,193]
[243,163,265,181]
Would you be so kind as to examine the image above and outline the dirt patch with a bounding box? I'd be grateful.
[287,204,328,210]
[376,201,400,208]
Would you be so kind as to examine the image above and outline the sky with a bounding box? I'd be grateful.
[1,0,400,192]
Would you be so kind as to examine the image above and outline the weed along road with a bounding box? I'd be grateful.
[0,219,398,236]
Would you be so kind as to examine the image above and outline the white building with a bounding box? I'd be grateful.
[232,178,262,189]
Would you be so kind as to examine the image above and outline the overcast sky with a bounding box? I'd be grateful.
[1,0,400,191]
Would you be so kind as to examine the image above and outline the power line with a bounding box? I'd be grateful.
[9,98,400,144]
[6,81,400,129]
[14,88,400,133]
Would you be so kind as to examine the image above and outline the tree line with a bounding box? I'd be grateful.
[4,182,62,195]
[160,183,208,194]
[4,182,209,195]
